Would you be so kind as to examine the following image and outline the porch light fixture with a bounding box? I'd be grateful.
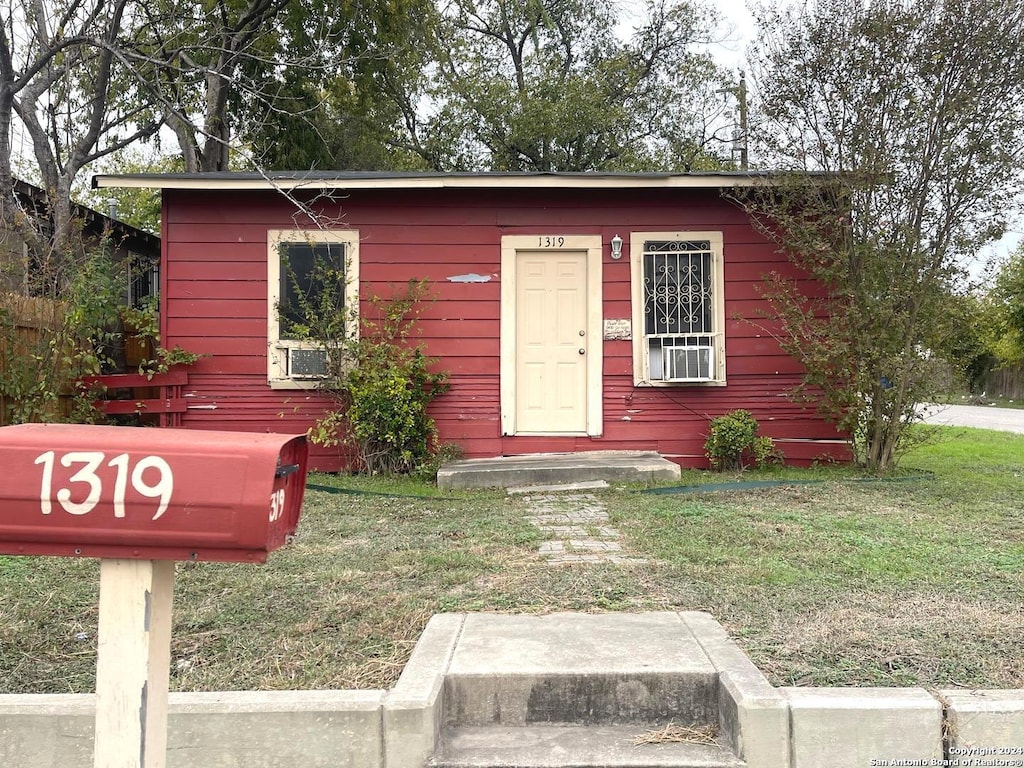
[610,234,623,260]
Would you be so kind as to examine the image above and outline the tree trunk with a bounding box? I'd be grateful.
[200,68,232,173]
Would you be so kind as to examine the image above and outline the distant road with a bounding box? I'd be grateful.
[920,404,1024,435]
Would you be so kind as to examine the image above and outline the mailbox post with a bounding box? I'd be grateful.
[0,423,310,768]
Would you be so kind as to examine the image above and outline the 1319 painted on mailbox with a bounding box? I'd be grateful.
[34,451,174,520]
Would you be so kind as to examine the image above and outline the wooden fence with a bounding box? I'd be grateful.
[982,364,1024,400]
[0,294,70,425]
[1,293,175,426]
[80,369,188,427]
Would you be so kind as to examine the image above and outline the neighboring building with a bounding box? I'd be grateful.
[1,178,160,305]
[93,171,849,471]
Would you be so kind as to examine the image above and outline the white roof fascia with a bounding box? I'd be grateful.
[92,173,772,192]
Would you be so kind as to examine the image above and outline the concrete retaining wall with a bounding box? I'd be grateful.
[0,691,387,768]
[2,613,1022,768]
[945,690,1024,756]
[783,687,943,768]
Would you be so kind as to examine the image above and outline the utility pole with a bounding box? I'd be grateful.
[716,70,749,170]
[736,70,748,171]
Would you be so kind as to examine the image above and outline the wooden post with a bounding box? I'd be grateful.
[94,559,175,768]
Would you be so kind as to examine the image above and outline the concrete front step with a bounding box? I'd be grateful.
[443,614,718,728]
[436,452,681,490]
[430,724,746,768]
[445,672,718,727]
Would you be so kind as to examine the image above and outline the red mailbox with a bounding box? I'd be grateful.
[0,423,308,563]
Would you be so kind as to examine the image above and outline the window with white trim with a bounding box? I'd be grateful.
[267,229,359,389]
[630,231,725,385]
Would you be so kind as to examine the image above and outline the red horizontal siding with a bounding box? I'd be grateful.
[169,280,266,300]
[169,317,266,337]
[173,336,266,356]
[363,263,499,283]
[168,299,266,319]
[162,185,845,471]
[417,300,500,321]
[165,260,265,281]
[726,261,810,282]
[365,245,499,265]
[440,356,501,375]
[602,281,632,302]
[727,355,804,375]
[417,319,499,338]
[186,356,265,375]
[166,241,263,261]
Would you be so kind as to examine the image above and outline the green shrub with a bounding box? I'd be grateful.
[413,441,465,482]
[306,279,450,475]
[1,247,123,424]
[704,409,779,471]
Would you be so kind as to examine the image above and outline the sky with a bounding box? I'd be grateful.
[706,0,757,71]
[698,0,1021,272]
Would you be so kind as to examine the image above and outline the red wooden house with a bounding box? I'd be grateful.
[92,171,848,471]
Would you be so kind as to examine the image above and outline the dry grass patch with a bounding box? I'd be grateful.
[725,590,1024,687]
[1,428,1022,694]
[632,722,719,745]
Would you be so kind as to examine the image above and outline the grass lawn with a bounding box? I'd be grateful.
[1,426,1021,694]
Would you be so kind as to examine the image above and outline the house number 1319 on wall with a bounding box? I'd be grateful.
[34,451,174,520]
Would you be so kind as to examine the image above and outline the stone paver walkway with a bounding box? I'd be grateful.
[518,491,647,565]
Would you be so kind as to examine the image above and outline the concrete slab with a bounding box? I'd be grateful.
[433,724,746,767]
[545,554,648,565]
[384,613,466,768]
[449,613,715,678]
[508,479,611,494]
[444,613,718,726]
[437,451,681,489]
[167,690,385,768]
[682,612,789,768]
[0,694,94,766]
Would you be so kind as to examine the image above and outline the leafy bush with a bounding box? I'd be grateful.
[413,441,465,482]
[704,409,779,471]
[1,247,123,424]
[306,279,450,475]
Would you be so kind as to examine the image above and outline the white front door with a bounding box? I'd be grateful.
[515,250,589,433]
[500,235,603,437]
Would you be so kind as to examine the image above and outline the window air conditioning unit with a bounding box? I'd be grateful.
[662,345,714,382]
[287,347,328,379]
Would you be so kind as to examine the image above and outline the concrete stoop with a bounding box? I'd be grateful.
[436,452,682,490]
[432,724,745,768]
[409,612,786,768]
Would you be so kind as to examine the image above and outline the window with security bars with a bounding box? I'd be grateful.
[127,252,159,309]
[631,232,725,384]
[267,230,359,388]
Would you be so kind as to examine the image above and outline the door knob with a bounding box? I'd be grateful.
[578,348,585,355]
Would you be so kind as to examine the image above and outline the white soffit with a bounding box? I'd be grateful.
[92,172,777,192]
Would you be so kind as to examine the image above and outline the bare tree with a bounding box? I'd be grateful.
[0,0,358,269]
[143,0,295,173]
[739,0,1024,471]
[1,0,161,268]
